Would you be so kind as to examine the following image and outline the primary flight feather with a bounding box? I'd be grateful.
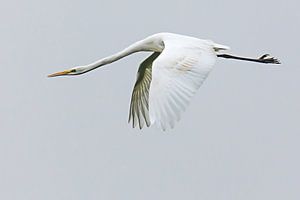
[48,32,280,130]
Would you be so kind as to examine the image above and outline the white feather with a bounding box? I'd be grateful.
[149,36,217,130]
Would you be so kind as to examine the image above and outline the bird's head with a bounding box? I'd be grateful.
[48,66,87,77]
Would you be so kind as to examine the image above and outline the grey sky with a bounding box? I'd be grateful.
[0,0,299,199]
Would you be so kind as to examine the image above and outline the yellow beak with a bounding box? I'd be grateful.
[48,69,72,77]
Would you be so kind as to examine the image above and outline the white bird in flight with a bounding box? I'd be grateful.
[48,32,280,130]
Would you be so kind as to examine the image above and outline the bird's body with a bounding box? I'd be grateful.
[127,33,229,130]
[48,33,280,130]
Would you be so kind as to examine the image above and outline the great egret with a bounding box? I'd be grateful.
[48,33,280,130]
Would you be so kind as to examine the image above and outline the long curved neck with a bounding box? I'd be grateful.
[82,36,160,73]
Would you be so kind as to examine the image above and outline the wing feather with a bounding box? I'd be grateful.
[149,40,217,130]
[128,52,161,129]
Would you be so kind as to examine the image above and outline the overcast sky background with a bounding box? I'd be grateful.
[0,0,299,199]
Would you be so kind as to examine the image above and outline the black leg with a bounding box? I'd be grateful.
[217,54,280,64]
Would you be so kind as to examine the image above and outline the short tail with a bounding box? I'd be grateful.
[213,43,230,52]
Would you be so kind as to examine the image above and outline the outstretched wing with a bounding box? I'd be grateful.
[149,40,217,130]
[128,52,161,129]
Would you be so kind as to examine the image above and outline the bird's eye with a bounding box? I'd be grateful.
[70,69,76,73]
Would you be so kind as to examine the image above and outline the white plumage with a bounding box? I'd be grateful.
[148,38,220,130]
[128,33,229,130]
[48,33,279,130]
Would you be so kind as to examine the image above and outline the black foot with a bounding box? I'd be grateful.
[258,54,281,64]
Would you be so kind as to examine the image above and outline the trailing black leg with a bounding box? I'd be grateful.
[217,53,280,64]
